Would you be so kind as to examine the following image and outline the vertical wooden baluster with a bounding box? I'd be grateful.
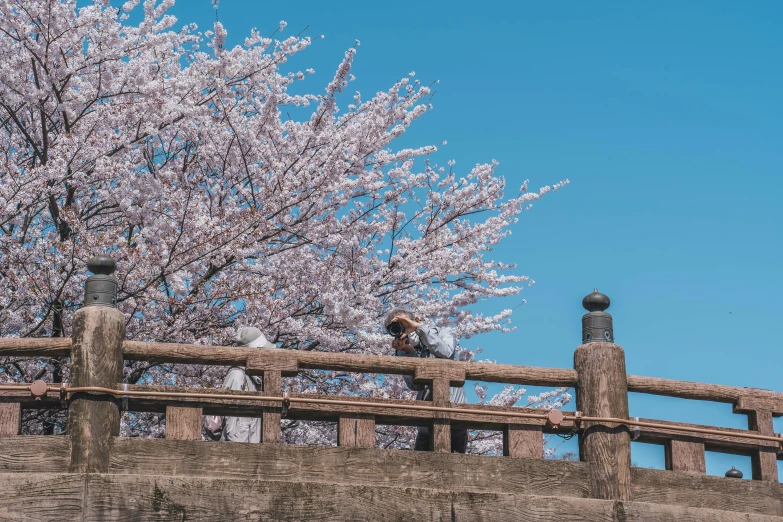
[338,414,375,448]
[666,440,706,474]
[431,377,451,453]
[166,406,203,440]
[503,423,544,459]
[747,409,778,481]
[261,370,281,443]
[0,403,21,436]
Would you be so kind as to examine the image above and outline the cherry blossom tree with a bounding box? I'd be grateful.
[0,0,570,450]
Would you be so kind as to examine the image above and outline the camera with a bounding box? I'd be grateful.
[386,321,405,338]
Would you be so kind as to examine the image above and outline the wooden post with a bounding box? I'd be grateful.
[261,370,281,443]
[666,440,706,474]
[338,414,375,448]
[431,378,451,453]
[574,342,632,500]
[412,366,465,454]
[68,306,125,473]
[747,409,778,481]
[166,406,203,440]
[503,424,544,459]
[0,403,21,436]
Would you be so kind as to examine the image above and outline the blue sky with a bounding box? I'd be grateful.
[130,1,781,474]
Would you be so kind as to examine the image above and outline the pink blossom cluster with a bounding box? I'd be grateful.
[0,0,569,450]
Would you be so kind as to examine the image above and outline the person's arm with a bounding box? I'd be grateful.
[415,325,456,359]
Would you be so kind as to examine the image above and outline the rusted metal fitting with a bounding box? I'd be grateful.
[281,392,291,418]
[29,380,48,400]
[573,411,583,427]
[546,409,564,428]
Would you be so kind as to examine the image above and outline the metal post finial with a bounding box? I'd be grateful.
[582,289,613,343]
[84,255,117,308]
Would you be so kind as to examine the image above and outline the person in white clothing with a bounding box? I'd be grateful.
[206,327,276,443]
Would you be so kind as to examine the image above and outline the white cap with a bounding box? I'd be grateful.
[235,326,276,348]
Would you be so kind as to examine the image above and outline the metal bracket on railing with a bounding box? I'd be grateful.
[573,411,583,428]
[281,392,290,418]
[29,380,48,401]
[631,416,640,440]
[546,409,564,429]
[59,383,68,406]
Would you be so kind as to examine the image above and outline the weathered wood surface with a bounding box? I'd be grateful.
[0,463,781,520]
[122,386,575,431]
[0,473,84,521]
[628,374,783,410]
[261,370,281,443]
[634,417,779,452]
[735,395,783,416]
[0,435,70,473]
[337,414,375,448]
[633,466,783,517]
[0,471,776,522]
[124,341,578,387]
[84,473,783,522]
[165,406,203,440]
[666,440,706,474]
[575,342,632,500]
[109,438,591,498]
[503,423,544,459]
[0,402,21,436]
[747,409,780,481]
[68,306,125,473]
[0,337,71,357]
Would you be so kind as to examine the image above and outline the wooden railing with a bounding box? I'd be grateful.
[1,305,782,502]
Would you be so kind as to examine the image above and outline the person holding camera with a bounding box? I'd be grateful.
[385,308,468,453]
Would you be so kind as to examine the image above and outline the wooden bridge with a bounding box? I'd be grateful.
[1,279,782,520]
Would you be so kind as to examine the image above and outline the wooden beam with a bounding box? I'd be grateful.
[0,402,21,436]
[165,406,203,441]
[0,337,71,357]
[0,436,70,473]
[666,440,706,474]
[121,387,576,432]
[575,342,632,500]
[628,375,783,408]
[68,306,125,473]
[633,466,783,517]
[747,409,779,482]
[633,417,778,452]
[337,414,375,448]
[124,341,578,387]
[109,438,591,498]
[261,370,281,444]
[504,424,544,459]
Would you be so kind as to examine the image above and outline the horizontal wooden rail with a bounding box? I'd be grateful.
[627,375,783,414]
[3,381,781,449]
[122,341,577,387]
[0,338,71,357]
[2,338,782,414]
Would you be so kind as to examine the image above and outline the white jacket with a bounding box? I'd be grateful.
[221,368,262,443]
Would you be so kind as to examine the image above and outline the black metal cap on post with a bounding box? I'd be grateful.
[84,255,117,308]
[725,466,743,479]
[582,289,613,344]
